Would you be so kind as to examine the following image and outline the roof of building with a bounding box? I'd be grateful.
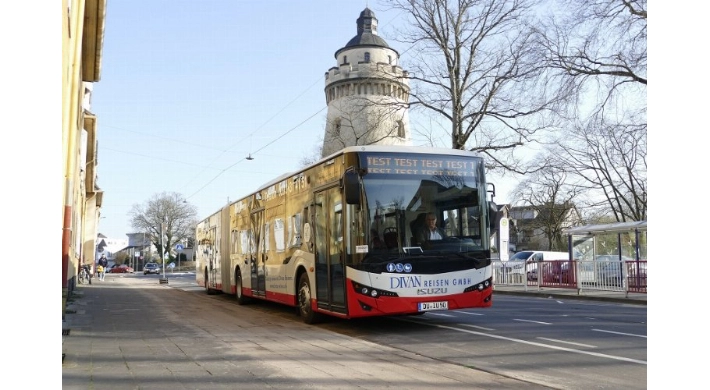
[336,8,392,58]
[344,33,389,49]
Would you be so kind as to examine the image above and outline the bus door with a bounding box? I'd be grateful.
[250,208,266,297]
[314,187,347,314]
[207,227,218,288]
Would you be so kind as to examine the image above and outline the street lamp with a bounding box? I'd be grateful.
[142,232,147,271]
[159,222,168,284]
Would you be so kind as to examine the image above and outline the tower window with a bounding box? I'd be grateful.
[396,120,405,137]
[364,52,370,63]
[342,55,347,65]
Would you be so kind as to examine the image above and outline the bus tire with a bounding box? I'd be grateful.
[235,271,250,305]
[298,272,321,324]
[205,269,215,295]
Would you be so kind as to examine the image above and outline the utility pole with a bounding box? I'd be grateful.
[159,222,168,284]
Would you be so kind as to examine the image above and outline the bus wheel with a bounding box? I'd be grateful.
[298,273,321,324]
[205,269,215,295]
[235,271,250,305]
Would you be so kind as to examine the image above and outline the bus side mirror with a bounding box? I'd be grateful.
[488,201,498,235]
[343,169,361,205]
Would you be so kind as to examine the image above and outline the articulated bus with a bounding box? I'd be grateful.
[196,145,498,323]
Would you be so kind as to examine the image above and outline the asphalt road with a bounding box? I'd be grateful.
[88,272,647,389]
[64,272,554,389]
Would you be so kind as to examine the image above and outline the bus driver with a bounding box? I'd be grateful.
[416,212,447,244]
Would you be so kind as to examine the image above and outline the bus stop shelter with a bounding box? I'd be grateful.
[563,221,647,293]
[563,220,647,261]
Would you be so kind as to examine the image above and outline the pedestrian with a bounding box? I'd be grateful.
[96,264,105,281]
[98,254,108,281]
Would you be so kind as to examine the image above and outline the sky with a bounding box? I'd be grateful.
[91,0,525,239]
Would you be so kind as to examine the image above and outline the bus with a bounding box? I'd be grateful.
[196,145,498,323]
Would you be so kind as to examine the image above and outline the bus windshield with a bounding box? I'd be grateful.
[359,152,488,259]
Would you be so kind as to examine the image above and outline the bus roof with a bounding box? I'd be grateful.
[254,145,485,193]
[331,145,485,159]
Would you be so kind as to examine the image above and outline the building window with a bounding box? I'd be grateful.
[388,55,392,64]
[396,120,405,137]
[364,52,370,63]
[334,119,341,134]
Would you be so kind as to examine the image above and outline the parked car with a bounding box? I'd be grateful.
[541,260,575,284]
[595,255,635,287]
[109,264,134,273]
[506,251,570,281]
[143,263,161,275]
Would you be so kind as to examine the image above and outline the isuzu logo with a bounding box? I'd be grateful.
[417,288,448,295]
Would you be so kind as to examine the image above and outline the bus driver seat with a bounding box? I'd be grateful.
[409,212,428,246]
[383,227,398,249]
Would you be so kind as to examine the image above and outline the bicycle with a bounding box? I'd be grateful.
[78,265,92,285]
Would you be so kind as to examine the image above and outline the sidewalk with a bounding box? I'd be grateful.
[62,275,553,390]
[493,284,647,305]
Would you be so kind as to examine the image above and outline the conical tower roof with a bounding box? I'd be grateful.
[335,8,395,58]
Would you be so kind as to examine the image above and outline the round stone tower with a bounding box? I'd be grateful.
[321,8,411,157]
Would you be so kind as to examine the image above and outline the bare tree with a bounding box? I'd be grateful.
[552,120,646,222]
[536,0,647,222]
[299,135,324,167]
[537,0,646,108]
[511,161,582,250]
[380,0,565,174]
[128,192,198,262]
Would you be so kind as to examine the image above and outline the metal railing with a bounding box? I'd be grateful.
[492,259,647,295]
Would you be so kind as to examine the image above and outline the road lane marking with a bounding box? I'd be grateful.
[592,328,646,338]
[461,324,495,331]
[537,337,597,348]
[398,318,647,365]
[513,318,552,325]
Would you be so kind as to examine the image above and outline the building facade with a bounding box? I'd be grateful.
[509,204,582,252]
[321,8,411,157]
[95,234,128,262]
[62,0,106,312]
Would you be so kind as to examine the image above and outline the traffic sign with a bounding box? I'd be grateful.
[176,244,184,251]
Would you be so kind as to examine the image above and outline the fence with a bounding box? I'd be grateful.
[492,259,647,295]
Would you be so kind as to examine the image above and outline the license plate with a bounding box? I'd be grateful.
[418,301,448,312]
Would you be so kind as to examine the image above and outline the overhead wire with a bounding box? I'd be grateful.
[181,8,413,202]
[180,75,325,199]
[185,105,326,200]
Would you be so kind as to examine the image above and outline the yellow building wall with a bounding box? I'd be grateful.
[62,0,106,314]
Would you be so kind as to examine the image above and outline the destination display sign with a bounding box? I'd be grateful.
[361,153,480,177]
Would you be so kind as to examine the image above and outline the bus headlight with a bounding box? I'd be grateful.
[352,281,398,298]
[464,277,493,293]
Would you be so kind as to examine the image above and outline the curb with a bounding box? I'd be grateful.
[493,289,647,305]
